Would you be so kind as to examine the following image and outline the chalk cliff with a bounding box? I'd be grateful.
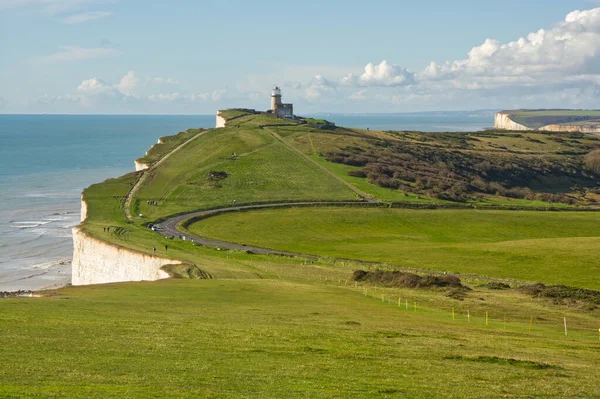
[216,111,226,128]
[494,112,532,131]
[72,227,180,286]
[135,160,149,171]
[539,124,600,133]
[80,195,88,223]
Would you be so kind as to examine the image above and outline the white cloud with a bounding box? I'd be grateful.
[414,7,600,90]
[148,90,224,102]
[61,10,112,24]
[153,77,180,85]
[342,60,415,87]
[35,46,119,63]
[349,89,367,101]
[115,70,138,96]
[211,89,226,102]
[303,7,600,110]
[77,77,116,94]
[304,75,336,100]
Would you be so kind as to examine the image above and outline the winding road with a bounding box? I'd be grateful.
[155,201,373,258]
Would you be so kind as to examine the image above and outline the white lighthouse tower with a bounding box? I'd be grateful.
[269,86,294,119]
[271,87,282,112]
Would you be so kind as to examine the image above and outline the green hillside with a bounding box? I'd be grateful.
[504,109,600,129]
[188,207,600,289]
[4,110,600,398]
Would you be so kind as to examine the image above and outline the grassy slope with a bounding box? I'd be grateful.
[507,110,600,129]
[131,115,357,222]
[188,207,600,289]
[136,128,202,166]
[271,125,600,206]
[7,111,600,397]
[1,278,600,398]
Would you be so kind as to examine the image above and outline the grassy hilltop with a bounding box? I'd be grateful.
[2,110,600,398]
[502,109,600,129]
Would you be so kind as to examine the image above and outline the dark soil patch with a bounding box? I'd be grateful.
[444,355,555,370]
[483,282,512,290]
[353,270,468,291]
[519,283,600,305]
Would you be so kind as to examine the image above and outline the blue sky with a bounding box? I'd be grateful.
[2,0,600,114]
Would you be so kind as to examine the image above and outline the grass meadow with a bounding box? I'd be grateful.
[10,112,600,397]
[2,277,600,398]
[188,207,600,289]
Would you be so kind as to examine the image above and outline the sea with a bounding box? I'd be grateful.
[0,113,492,292]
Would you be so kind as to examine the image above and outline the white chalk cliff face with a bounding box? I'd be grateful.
[494,113,531,131]
[72,227,180,286]
[135,160,149,171]
[539,124,600,133]
[216,111,226,128]
[80,194,88,223]
[494,112,600,133]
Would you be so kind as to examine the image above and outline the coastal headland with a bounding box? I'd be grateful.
[495,109,600,133]
[2,108,600,397]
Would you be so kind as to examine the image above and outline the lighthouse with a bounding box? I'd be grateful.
[271,87,282,112]
[269,86,294,119]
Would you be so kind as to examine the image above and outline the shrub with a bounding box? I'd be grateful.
[584,149,600,174]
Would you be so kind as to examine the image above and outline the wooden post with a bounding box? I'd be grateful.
[467,309,470,323]
[563,317,567,337]
[485,311,489,326]
[405,299,408,310]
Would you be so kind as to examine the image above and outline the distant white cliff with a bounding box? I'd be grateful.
[216,111,226,128]
[494,112,531,131]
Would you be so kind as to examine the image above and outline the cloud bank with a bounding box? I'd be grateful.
[301,7,600,110]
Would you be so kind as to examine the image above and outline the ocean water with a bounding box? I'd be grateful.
[0,115,215,291]
[0,113,493,292]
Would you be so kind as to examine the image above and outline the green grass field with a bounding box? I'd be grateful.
[188,207,600,289]
[135,128,203,166]
[2,277,600,398]
[6,110,600,397]
[131,122,357,222]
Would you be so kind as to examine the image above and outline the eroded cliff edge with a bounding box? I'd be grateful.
[216,111,226,128]
[495,111,600,133]
[72,225,181,286]
[494,112,532,131]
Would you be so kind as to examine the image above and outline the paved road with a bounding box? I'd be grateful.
[154,200,531,285]
[156,201,372,257]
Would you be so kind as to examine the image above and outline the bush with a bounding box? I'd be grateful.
[584,149,600,174]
